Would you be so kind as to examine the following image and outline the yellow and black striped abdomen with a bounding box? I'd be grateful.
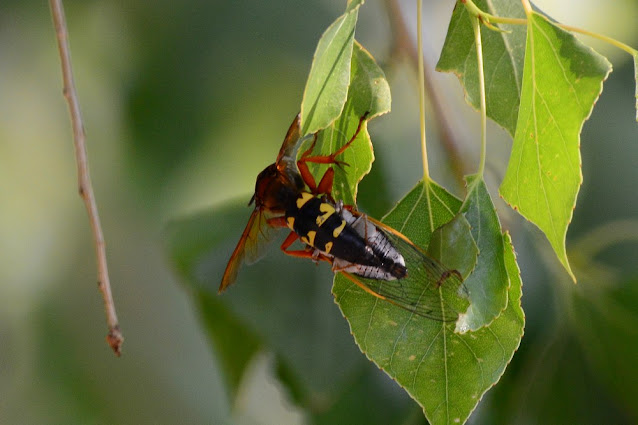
[285,193,406,280]
[285,193,347,255]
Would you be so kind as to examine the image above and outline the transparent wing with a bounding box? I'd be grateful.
[276,114,301,164]
[341,219,470,322]
[219,207,281,293]
[244,208,280,265]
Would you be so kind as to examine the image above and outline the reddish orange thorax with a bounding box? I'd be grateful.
[252,160,304,213]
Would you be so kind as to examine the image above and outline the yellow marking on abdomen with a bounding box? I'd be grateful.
[333,220,346,238]
[296,192,314,209]
[316,203,336,226]
[300,230,317,246]
[286,217,295,230]
[324,241,333,254]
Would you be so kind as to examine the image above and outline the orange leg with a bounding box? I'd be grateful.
[298,112,369,167]
[297,163,336,199]
[299,132,319,161]
[279,230,333,263]
[297,160,319,193]
[341,272,389,302]
[279,231,314,258]
[316,168,335,195]
[296,112,369,196]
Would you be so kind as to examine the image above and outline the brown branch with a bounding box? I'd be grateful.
[49,0,123,356]
[384,0,467,188]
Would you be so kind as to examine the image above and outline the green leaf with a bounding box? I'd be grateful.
[429,213,478,279]
[349,41,391,118]
[303,41,390,206]
[436,0,527,136]
[382,181,462,246]
[300,3,362,135]
[499,13,612,281]
[457,175,509,331]
[333,181,524,425]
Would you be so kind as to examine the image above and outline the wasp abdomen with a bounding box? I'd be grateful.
[286,193,406,281]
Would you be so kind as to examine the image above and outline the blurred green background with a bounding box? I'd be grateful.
[1,0,637,424]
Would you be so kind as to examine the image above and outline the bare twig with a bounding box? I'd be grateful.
[384,0,467,187]
[49,0,123,356]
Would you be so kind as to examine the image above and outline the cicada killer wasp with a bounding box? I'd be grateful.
[220,113,468,322]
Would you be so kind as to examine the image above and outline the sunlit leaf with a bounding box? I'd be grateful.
[333,181,524,425]
[500,13,612,280]
[348,41,391,118]
[300,2,362,135]
[436,0,527,135]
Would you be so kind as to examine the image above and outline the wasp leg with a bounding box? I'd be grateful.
[297,159,319,193]
[298,112,369,168]
[299,132,319,160]
[340,272,390,302]
[282,248,326,260]
[279,231,333,263]
[280,231,300,250]
[316,168,335,195]
[298,113,370,196]
[297,152,335,197]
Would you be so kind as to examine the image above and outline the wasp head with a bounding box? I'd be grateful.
[252,160,303,212]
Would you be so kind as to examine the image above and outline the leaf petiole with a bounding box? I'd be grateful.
[464,0,638,57]
[416,0,430,183]
[470,14,487,177]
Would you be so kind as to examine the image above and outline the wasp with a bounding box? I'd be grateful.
[220,113,468,321]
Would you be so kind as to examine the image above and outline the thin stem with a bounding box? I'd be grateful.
[478,15,526,26]
[49,0,123,356]
[465,0,638,57]
[416,0,429,182]
[383,0,467,187]
[471,16,487,176]
[559,24,638,56]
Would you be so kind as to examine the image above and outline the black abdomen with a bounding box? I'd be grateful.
[285,193,406,280]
